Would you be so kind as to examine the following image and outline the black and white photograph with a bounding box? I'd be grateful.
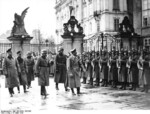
[0,0,150,113]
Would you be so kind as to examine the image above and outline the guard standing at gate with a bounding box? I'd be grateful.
[86,52,94,86]
[142,50,150,93]
[36,49,50,98]
[92,51,100,86]
[2,48,20,97]
[137,51,144,92]
[128,49,139,91]
[109,49,118,88]
[100,49,108,87]
[119,49,128,90]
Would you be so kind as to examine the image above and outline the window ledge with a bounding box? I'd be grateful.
[142,26,150,29]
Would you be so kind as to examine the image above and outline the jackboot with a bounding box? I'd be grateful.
[77,87,80,94]
[17,86,20,93]
[104,80,108,87]
[145,85,149,93]
[55,83,59,90]
[8,88,13,97]
[141,85,145,92]
[129,83,133,90]
[119,83,123,89]
[113,81,117,88]
[101,80,105,87]
[133,83,136,91]
[90,78,93,86]
[24,85,28,93]
[71,88,76,95]
[123,83,126,90]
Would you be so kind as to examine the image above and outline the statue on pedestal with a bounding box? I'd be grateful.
[11,7,29,37]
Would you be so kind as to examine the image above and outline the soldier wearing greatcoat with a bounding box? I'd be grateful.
[67,48,81,95]
[86,52,94,86]
[36,49,50,98]
[80,53,87,84]
[2,48,20,97]
[117,49,128,90]
[25,51,35,89]
[137,51,144,91]
[54,47,68,91]
[92,52,100,86]
[108,49,118,88]
[142,50,150,93]
[99,50,108,87]
[16,51,28,93]
[128,50,139,91]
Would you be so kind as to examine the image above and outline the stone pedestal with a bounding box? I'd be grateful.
[62,35,84,55]
[7,36,33,58]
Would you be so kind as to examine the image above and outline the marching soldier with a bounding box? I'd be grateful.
[16,51,28,93]
[92,52,100,86]
[67,48,81,95]
[128,49,139,91]
[25,51,35,89]
[54,47,68,91]
[36,49,50,98]
[100,49,108,87]
[2,48,20,97]
[142,50,150,93]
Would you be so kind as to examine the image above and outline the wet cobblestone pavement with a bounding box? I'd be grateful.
[0,75,150,113]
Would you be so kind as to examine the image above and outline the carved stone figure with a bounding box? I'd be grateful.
[77,24,83,35]
[67,16,78,33]
[63,23,69,35]
[11,7,29,36]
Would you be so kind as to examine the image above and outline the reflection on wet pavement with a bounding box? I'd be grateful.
[0,76,150,112]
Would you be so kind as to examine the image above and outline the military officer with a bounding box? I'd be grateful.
[16,51,28,93]
[67,48,81,95]
[54,47,68,91]
[25,51,35,89]
[2,48,20,97]
[36,49,50,98]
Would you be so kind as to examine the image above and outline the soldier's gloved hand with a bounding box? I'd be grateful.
[18,72,21,76]
[5,74,8,78]
[36,73,40,77]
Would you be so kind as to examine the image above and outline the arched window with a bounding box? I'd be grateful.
[113,0,120,11]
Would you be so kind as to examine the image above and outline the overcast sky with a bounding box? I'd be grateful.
[0,0,56,38]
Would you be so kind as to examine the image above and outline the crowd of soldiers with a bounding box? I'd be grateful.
[79,47,150,93]
[2,46,150,99]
